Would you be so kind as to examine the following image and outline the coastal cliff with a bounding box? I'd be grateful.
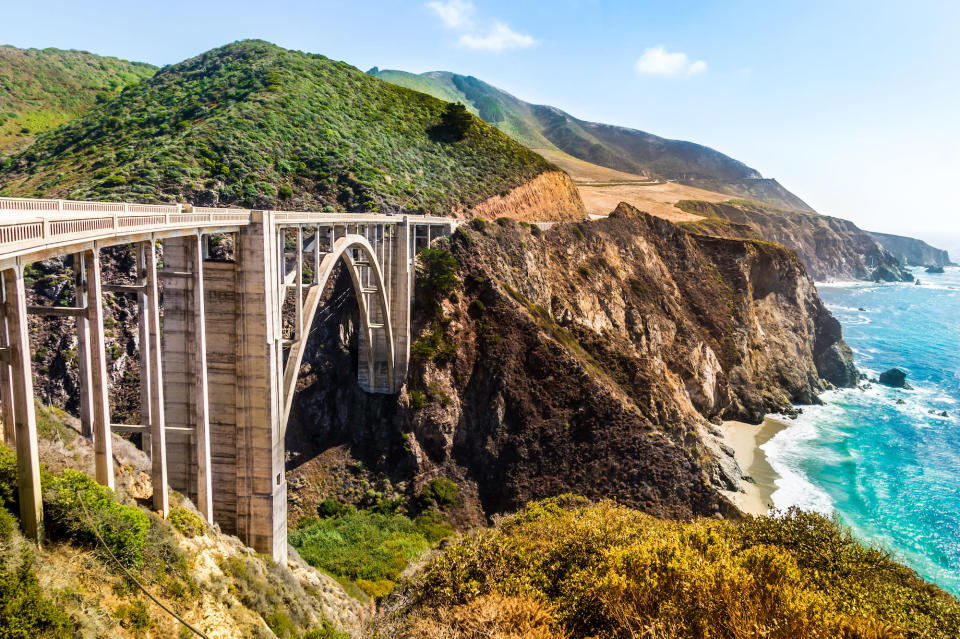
[285,204,857,524]
[869,230,954,267]
[678,199,913,282]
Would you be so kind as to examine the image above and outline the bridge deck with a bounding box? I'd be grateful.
[0,196,459,269]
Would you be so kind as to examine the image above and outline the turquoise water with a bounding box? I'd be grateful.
[762,266,960,595]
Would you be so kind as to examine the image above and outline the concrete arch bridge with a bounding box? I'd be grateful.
[0,197,459,560]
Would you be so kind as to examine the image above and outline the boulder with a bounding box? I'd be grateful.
[879,368,909,388]
[925,265,945,274]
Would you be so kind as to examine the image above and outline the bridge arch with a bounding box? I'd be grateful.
[280,233,395,431]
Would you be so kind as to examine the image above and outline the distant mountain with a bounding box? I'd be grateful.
[0,45,155,156]
[370,69,813,212]
[868,232,954,268]
[0,41,581,218]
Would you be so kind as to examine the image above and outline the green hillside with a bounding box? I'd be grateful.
[0,41,553,214]
[371,68,814,212]
[0,45,155,156]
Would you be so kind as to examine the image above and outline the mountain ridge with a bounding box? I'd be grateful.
[0,40,581,220]
[371,68,814,212]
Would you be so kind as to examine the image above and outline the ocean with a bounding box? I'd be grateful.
[762,266,960,596]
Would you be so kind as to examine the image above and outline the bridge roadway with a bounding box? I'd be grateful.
[0,196,460,560]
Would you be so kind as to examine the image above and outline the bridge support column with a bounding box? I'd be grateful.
[84,249,115,490]
[136,245,153,452]
[389,216,412,391]
[72,254,94,439]
[0,281,16,447]
[161,236,212,521]
[143,241,168,515]
[236,213,286,561]
[1,267,43,541]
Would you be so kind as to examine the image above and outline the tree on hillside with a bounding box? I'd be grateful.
[440,102,473,141]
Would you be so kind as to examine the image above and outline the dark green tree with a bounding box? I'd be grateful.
[440,102,473,140]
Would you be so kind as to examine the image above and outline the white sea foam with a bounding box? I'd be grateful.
[762,414,835,514]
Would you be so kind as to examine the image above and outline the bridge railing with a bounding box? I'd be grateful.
[0,197,252,259]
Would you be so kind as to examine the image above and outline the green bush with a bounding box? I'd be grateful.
[0,560,75,638]
[0,506,15,542]
[419,478,459,510]
[289,508,445,598]
[43,469,150,569]
[0,444,17,511]
[416,247,459,310]
[411,324,457,366]
[317,498,356,519]
[168,506,205,537]
[116,600,152,630]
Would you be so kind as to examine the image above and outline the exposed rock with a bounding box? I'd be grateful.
[926,265,946,274]
[466,170,585,222]
[879,368,909,388]
[287,203,856,521]
[679,199,913,282]
[873,264,904,282]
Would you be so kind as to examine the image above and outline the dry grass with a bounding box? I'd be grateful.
[534,148,729,220]
[402,593,568,639]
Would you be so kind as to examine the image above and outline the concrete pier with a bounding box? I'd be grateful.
[0,197,459,560]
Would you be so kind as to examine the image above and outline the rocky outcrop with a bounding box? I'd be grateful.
[287,203,856,522]
[879,368,909,388]
[679,199,913,282]
[869,231,954,268]
[465,170,585,222]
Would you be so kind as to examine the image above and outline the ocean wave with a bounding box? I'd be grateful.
[762,415,835,514]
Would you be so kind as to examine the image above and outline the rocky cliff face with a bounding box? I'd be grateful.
[465,170,585,222]
[868,231,954,267]
[678,199,913,282]
[286,204,856,523]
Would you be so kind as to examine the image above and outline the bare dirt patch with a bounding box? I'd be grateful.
[534,148,728,221]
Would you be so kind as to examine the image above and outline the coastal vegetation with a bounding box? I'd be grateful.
[0,45,155,156]
[392,496,960,638]
[289,489,456,600]
[0,40,555,215]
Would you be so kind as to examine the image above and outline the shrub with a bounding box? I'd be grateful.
[419,478,459,510]
[317,498,355,519]
[0,560,75,637]
[168,506,205,537]
[0,444,17,510]
[0,506,15,542]
[116,600,152,630]
[403,593,568,639]
[43,469,150,569]
[405,498,960,639]
[278,185,294,199]
[417,248,459,310]
[289,508,444,598]
[299,621,351,639]
[411,324,457,366]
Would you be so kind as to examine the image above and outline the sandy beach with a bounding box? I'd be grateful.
[719,417,788,516]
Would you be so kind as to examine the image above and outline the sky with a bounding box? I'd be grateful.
[3,0,959,254]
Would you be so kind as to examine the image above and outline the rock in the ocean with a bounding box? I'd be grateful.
[926,265,945,274]
[895,398,906,405]
[879,368,909,388]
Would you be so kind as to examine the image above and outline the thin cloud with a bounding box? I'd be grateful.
[635,46,707,77]
[426,0,475,29]
[458,22,536,52]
